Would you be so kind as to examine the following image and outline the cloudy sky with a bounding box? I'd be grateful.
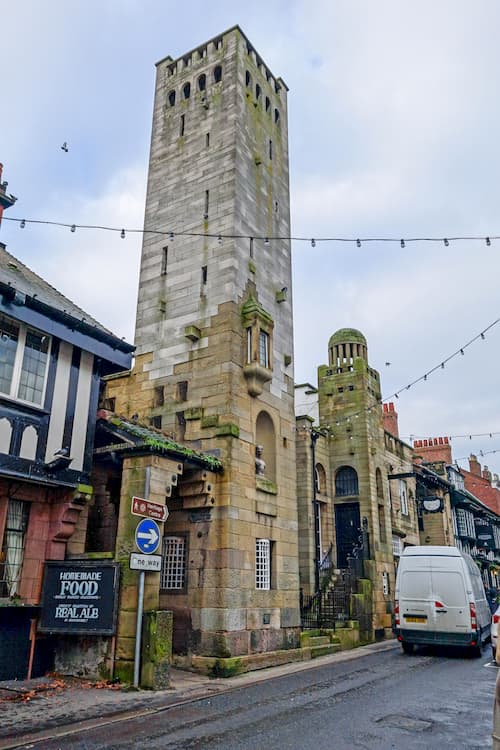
[2,1,500,474]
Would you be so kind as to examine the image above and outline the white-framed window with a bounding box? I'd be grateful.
[399,479,408,516]
[0,313,50,406]
[259,331,270,368]
[246,327,252,364]
[0,500,30,598]
[256,538,271,590]
[392,535,403,557]
[160,535,187,590]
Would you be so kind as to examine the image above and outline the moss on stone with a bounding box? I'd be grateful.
[210,657,244,678]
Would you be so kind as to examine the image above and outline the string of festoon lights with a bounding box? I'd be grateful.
[6,215,500,438]
[3,215,500,248]
[297,312,500,435]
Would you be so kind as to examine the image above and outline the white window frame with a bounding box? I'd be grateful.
[259,330,270,368]
[0,314,51,407]
[256,538,271,590]
[399,479,408,516]
[0,500,30,598]
[160,535,187,591]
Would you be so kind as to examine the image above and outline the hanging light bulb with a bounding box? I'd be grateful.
[121,229,125,239]
[311,238,316,248]
[444,238,449,247]
[218,235,222,245]
[169,232,174,240]
[20,219,26,229]
[264,237,270,245]
[356,239,361,248]
[481,332,485,340]
[423,374,427,381]
[460,349,464,355]
[400,239,405,248]
[441,362,445,369]
[486,237,491,246]
[70,224,76,233]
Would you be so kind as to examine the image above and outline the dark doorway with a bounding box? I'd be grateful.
[335,502,360,568]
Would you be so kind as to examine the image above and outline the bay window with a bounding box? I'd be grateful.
[0,313,50,406]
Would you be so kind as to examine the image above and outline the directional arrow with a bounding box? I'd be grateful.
[135,518,161,554]
[137,527,159,548]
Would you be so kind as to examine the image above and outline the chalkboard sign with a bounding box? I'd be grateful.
[39,561,120,635]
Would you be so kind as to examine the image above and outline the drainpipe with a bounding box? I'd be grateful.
[311,431,321,594]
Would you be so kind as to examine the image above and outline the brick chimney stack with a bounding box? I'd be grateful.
[482,465,492,483]
[469,454,482,477]
[382,402,399,438]
[412,436,452,464]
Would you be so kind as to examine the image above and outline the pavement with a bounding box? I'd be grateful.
[0,640,398,750]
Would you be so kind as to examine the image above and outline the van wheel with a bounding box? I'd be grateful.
[402,642,414,655]
[471,643,483,658]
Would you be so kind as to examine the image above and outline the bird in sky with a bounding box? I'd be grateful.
[385,362,391,366]
[61,142,68,152]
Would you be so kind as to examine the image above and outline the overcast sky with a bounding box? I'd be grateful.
[2,1,500,474]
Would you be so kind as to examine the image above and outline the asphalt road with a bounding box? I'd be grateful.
[22,644,497,750]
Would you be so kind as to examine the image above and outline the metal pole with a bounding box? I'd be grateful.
[133,466,151,688]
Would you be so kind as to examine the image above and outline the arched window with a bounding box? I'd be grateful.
[335,466,359,497]
[265,96,270,113]
[246,70,252,88]
[168,90,176,107]
[214,65,222,83]
[316,463,327,495]
[183,82,191,99]
[274,108,280,125]
[255,83,261,101]
[256,410,276,482]
[376,468,384,498]
[198,74,206,92]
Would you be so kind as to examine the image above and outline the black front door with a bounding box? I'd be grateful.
[335,502,361,568]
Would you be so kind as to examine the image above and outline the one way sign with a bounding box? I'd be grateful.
[135,518,160,554]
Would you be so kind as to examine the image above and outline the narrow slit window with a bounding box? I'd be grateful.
[246,71,252,87]
[204,190,209,218]
[180,114,185,136]
[206,132,210,148]
[265,96,270,113]
[183,82,191,99]
[168,90,176,107]
[274,108,280,125]
[201,265,208,284]
[214,65,222,83]
[246,327,252,363]
[198,74,206,92]
[249,237,254,258]
[269,139,272,160]
[154,385,164,407]
[256,83,261,101]
[161,246,168,276]
[259,330,270,368]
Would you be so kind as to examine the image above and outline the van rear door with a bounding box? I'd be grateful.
[430,568,469,634]
[399,569,433,629]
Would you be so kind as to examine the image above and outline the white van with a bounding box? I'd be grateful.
[394,545,490,656]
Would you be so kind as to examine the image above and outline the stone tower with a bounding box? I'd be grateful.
[317,328,394,637]
[132,27,299,660]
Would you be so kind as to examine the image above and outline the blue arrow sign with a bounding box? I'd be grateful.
[135,518,160,554]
